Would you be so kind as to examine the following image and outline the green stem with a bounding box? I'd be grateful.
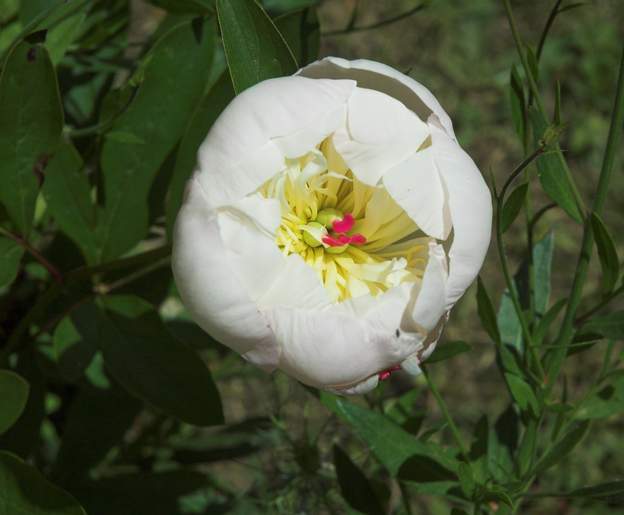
[423,367,469,461]
[575,283,624,324]
[545,43,624,385]
[323,2,426,36]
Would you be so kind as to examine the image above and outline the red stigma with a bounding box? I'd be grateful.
[332,213,355,233]
[322,213,367,248]
[378,364,401,381]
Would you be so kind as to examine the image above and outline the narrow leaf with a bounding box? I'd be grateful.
[274,7,320,67]
[333,445,385,515]
[582,312,624,340]
[0,370,29,435]
[217,0,298,93]
[477,277,501,343]
[0,237,24,289]
[533,421,590,474]
[501,182,528,232]
[509,65,526,142]
[566,480,624,500]
[533,298,566,346]
[96,19,215,262]
[0,451,86,515]
[554,80,562,125]
[504,373,539,416]
[0,40,63,236]
[575,374,624,420]
[488,405,518,482]
[426,341,472,364]
[97,295,224,426]
[590,212,620,293]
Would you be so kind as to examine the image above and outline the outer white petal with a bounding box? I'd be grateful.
[172,178,279,368]
[332,87,429,185]
[429,125,492,308]
[298,56,456,140]
[383,146,452,240]
[196,76,356,209]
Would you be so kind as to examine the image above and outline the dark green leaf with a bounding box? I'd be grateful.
[497,289,522,350]
[534,298,566,346]
[525,45,539,85]
[0,370,29,435]
[263,0,320,13]
[533,421,590,475]
[590,213,620,293]
[321,394,458,476]
[529,108,583,222]
[426,341,472,364]
[501,183,528,232]
[497,343,523,377]
[488,405,518,482]
[0,41,63,236]
[582,312,624,340]
[0,451,86,515]
[477,277,500,343]
[504,373,539,416]
[274,7,320,67]
[468,415,488,482]
[398,455,458,484]
[457,462,476,499]
[575,374,624,420]
[533,231,555,315]
[96,19,215,262]
[18,0,64,25]
[52,384,141,483]
[148,0,214,14]
[166,72,235,237]
[0,237,24,289]
[333,445,384,515]
[97,295,224,426]
[217,0,298,93]
[516,418,538,476]
[565,480,624,501]
[42,142,97,263]
[509,65,526,142]
[554,80,562,125]
[67,471,209,515]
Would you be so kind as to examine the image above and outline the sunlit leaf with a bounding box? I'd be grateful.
[0,40,63,236]
[217,0,297,93]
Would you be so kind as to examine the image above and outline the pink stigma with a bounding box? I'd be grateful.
[349,233,367,245]
[322,235,346,247]
[332,213,355,234]
[378,364,401,381]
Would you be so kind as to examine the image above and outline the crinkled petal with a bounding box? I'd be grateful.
[430,125,492,308]
[172,178,279,368]
[383,146,452,240]
[196,76,356,209]
[332,87,428,185]
[298,56,456,140]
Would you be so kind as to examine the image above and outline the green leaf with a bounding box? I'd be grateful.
[42,142,97,263]
[0,237,24,289]
[217,0,298,93]
[426,341,472,364]
[565,480,624,501]
[501,183,528,232]
[321,395,458,476]
[525,45,539,85]
[554,80,562,126]
[457,462,476,499]
[516,418,538,476]
[148,0,214,14]
[509,65,526,143]
[582,312,624,340]
[477,277,501,343]
[575,374,624,420]
[274,6,320,67]
[333,445,384,515]
[0,370,29,435]
[533,421,590,475]
[504,373,539,416]
[0,451,86,515]
[70,471,211,515]
[529,108,583,223]
[468,416,488,483]
[590,213,620,293]
[533,231,554,315]
[18,0,65,25]
[52,384,141,483]
[0,40,63,236]
[166,72,235,237]
[45,4,88,64]
[533,298,566,346]
[488,405,518,482]
[97,295,224,426]
[96,19,215,262]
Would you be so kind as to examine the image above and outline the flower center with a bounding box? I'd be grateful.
[260,136,431,302]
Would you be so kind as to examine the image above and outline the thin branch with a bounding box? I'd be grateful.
[323,3,426,36]
[0,227,63,283]
[536,0,563,61]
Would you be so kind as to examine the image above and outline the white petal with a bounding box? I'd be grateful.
[196,76,356,209]
[383,146,452,240]
[404,242,448,333]
[172,179,279,368]
[332,87,429,185]
[298,56,456,140]
[430,126,492,308]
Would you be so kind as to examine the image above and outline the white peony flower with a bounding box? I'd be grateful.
[172,57,492,395]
